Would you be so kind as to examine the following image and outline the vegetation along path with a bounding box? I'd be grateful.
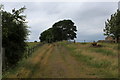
[3,41,118,78]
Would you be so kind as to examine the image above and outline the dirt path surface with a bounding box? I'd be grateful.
[4,42,118,78]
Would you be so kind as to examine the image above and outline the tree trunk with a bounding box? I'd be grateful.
[115,36,119,43]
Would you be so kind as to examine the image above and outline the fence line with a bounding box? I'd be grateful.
[2,43,44,73]
[25,43,44,59]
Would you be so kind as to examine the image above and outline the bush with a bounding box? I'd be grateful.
[2,7,29,70]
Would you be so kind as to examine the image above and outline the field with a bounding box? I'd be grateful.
[26,42,40,47]
[3,41,119,78]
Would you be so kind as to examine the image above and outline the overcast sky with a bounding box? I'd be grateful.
[1,2,118,42]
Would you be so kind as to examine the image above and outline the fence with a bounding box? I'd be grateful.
[2,43,44,73]
[24,43,44,59]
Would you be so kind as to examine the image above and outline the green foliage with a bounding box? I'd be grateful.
[104,9,120,43]
[39,19,77,43]
[52,20,77,41]
[2,6,29,68]
[39,28,54,43]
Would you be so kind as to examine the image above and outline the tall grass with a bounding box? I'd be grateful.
[64,42,118,66]
[69,49,111,68]
[89,48,117,56]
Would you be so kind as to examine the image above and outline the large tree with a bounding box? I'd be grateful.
[2,6,29,68]
[39,28,54,43]
[39,19,77,43]
[52,20,77,41]
[104,9,120,43]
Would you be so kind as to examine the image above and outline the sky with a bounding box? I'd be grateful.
[1,2,118,42]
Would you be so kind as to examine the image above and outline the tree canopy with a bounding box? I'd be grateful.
[39,28,54,43]
[39,20,77,43]
[2,6,29,68]
[103,9,120,43]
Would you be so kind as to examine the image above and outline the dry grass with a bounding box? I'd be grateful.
[3,41,119,78]
[61,41,118,78]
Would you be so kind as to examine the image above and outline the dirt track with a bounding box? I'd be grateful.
[5,43,118,78]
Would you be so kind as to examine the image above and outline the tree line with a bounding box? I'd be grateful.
[39,20,77,43]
